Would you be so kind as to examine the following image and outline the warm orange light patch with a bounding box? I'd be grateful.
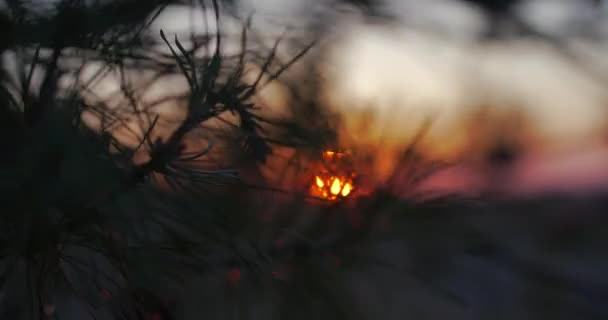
[312,175,355,200]
[341,182,352,196]
[310,150,356,200]
[316,176,325,188]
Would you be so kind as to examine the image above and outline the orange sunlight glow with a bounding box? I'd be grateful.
[311,175,354,200]
[310,150,356,200]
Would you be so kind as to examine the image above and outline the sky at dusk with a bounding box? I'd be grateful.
[79,0,608,195]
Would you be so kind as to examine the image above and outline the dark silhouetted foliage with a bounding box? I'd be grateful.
[1,1,608,320]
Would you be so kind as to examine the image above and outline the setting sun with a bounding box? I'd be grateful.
[310,150,356,200]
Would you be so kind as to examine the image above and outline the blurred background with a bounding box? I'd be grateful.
[145,0,608,197]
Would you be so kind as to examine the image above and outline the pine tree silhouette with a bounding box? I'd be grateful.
[1,1,608,320]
